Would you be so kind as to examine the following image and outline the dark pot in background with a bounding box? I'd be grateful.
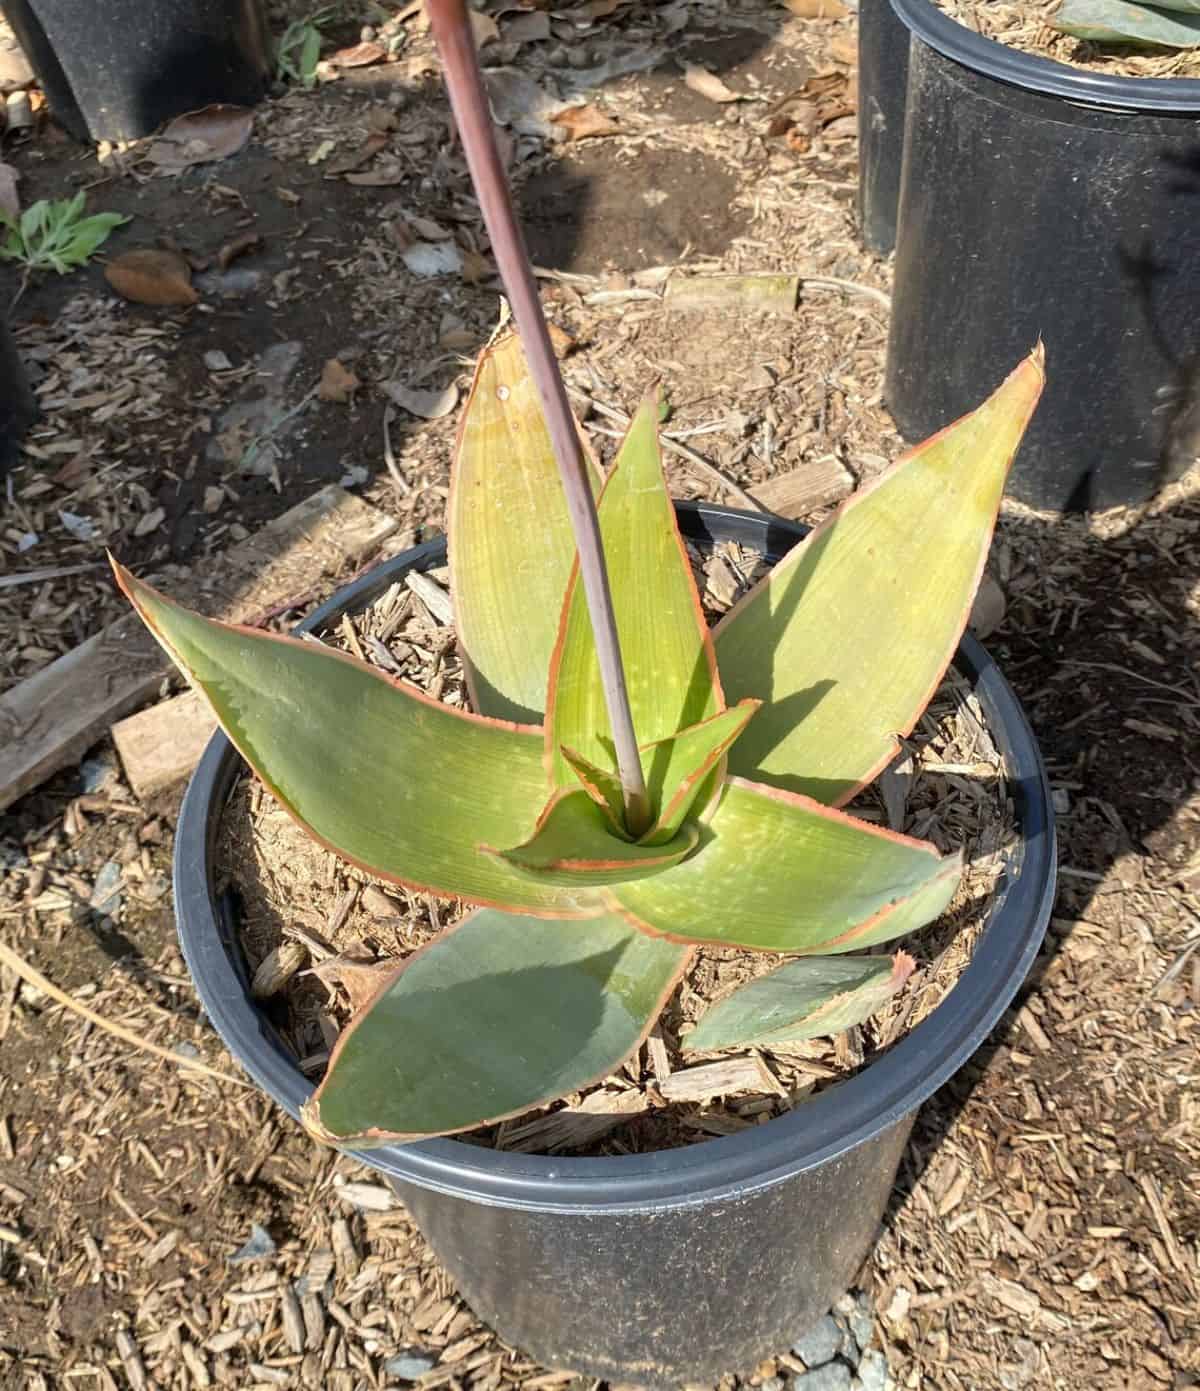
[0,0,269,142]
[856,0,910,255]
[1,316,36,481]
[173,504,1056,1386]
[881,0,1200,512]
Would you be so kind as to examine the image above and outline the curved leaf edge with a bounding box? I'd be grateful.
[713,346,1046,808]
[110,557,606,921]
[301,909,695,1146]
[603,773,963,952]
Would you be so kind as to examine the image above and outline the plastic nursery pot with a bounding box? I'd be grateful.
[1,316,37,481]
[883,0,1200,512]
[174,503,1057,1387]
[856,0,911,255]
[0,0,270,142]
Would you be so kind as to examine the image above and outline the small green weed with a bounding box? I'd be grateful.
[0,192,129,275]
[275,9,335,86]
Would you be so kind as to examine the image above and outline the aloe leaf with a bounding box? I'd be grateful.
[1052,0,1200,43]
[609,776,961,952]
[546,393,723,793]
[485,789,700,885]
[684,951,915,1051]
[561,744,627,833]
[113,561,600,917]
[715,350,1044,805]
[304,907,691,1143]
[449,327,600,723]
[639,699,760,845]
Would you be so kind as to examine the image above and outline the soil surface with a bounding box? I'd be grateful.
[2,0,1198,1389]
[933,0,1200,78]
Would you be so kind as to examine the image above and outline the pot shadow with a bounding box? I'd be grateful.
[867,479,1200,1289]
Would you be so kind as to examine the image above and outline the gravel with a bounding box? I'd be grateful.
[792,1314,846,1369]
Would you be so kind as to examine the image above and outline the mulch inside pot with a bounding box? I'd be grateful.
[215,536,1015,1157]
[932,0,1200,78]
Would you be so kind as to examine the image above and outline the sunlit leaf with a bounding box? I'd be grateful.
[546,392,723,787]
[112,561,598,916]
[304,908,691,1143]
[449,327,600,722]
[684,951,914,1050]
[486,788,699,885]
[1052,0,1200,45]
[561,743,626,833]
[715,349,1044,804]
[638,699,760,845]
[609,776,960,952]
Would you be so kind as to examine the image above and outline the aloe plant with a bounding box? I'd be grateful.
[1052,0,1200,48]
[111,0,1044,1147]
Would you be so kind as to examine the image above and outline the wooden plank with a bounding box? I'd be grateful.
[111,691,218,803]
[750,456,854,518]
[0,485,398,811]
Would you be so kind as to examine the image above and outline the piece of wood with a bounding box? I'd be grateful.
[0,485,398,812]
[657,1055,779,1103]
[749,456,854,518]
[664,274,800,315]
[111,690,219,802]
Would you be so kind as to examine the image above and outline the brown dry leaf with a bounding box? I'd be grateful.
[783,0,848,15]
[828,34,857,64]
[344,166,406,187]
[328,41,387,68]
[460,249,493,285]
[469,9,500,45]
[104,249,199,306]
[551,104,621,141]
[217,231,262,271]
[579,0,626,18]
[146,104,253,169]
[319,359,360,403]
[682,64,742,104]
[504,10,551,43]
[383,380,459,419]
[0,163,18,222]
[325,131,389,176]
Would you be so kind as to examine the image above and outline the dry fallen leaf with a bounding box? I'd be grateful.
[0,162,19,222]
[469,9,500,45]
[319,359,361,403]
[217,231,262,271]
[551,104,621,141]
[460,249,494,285]
[146,105,254,169]
[828,34,857,64]
[383,380,460,419]
[682,64,742,104]
[104,249,199,306]
[783,0,848,15]
[505,11,552,43]
[328,41,387,68]
[344,166,406,187]
[325,131,389,176]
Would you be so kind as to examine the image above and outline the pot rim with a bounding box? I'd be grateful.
[890,0,1200,113]
[173,502,1056,1214]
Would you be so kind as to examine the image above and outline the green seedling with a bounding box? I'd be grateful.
[112,0,1045,1147]
[276,8,335,86]
[0,193,128,275]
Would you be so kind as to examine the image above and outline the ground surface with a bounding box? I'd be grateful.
[1,2,1198,1390]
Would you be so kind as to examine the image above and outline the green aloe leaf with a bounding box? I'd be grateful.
[609,776,960,952]
[304,908,691,1143]
[1052,0,1200,43]
[684,951,915,1051]
[546,392,723,790]
[112,561,598,917]
[561,744,627,833]
[449,327,600,723]
[486,789,700,885]
[639,699,760,845]
[715,350,1044,805]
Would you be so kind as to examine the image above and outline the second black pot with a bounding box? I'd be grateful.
[882,0,1200,512]
[1,0,270,142]
[1,316,36,481]
[173,504,1056,1385]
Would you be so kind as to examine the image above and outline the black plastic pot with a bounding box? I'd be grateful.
[1,316,36,480]
[882,0,1200,512]
[174,503,1056,1386]
[856,0,910,255]
[0,0,270,142]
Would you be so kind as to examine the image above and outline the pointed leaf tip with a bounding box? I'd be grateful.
[683,949,916,1051]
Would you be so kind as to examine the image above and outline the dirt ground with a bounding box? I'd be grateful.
[1,2,1198,1390]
